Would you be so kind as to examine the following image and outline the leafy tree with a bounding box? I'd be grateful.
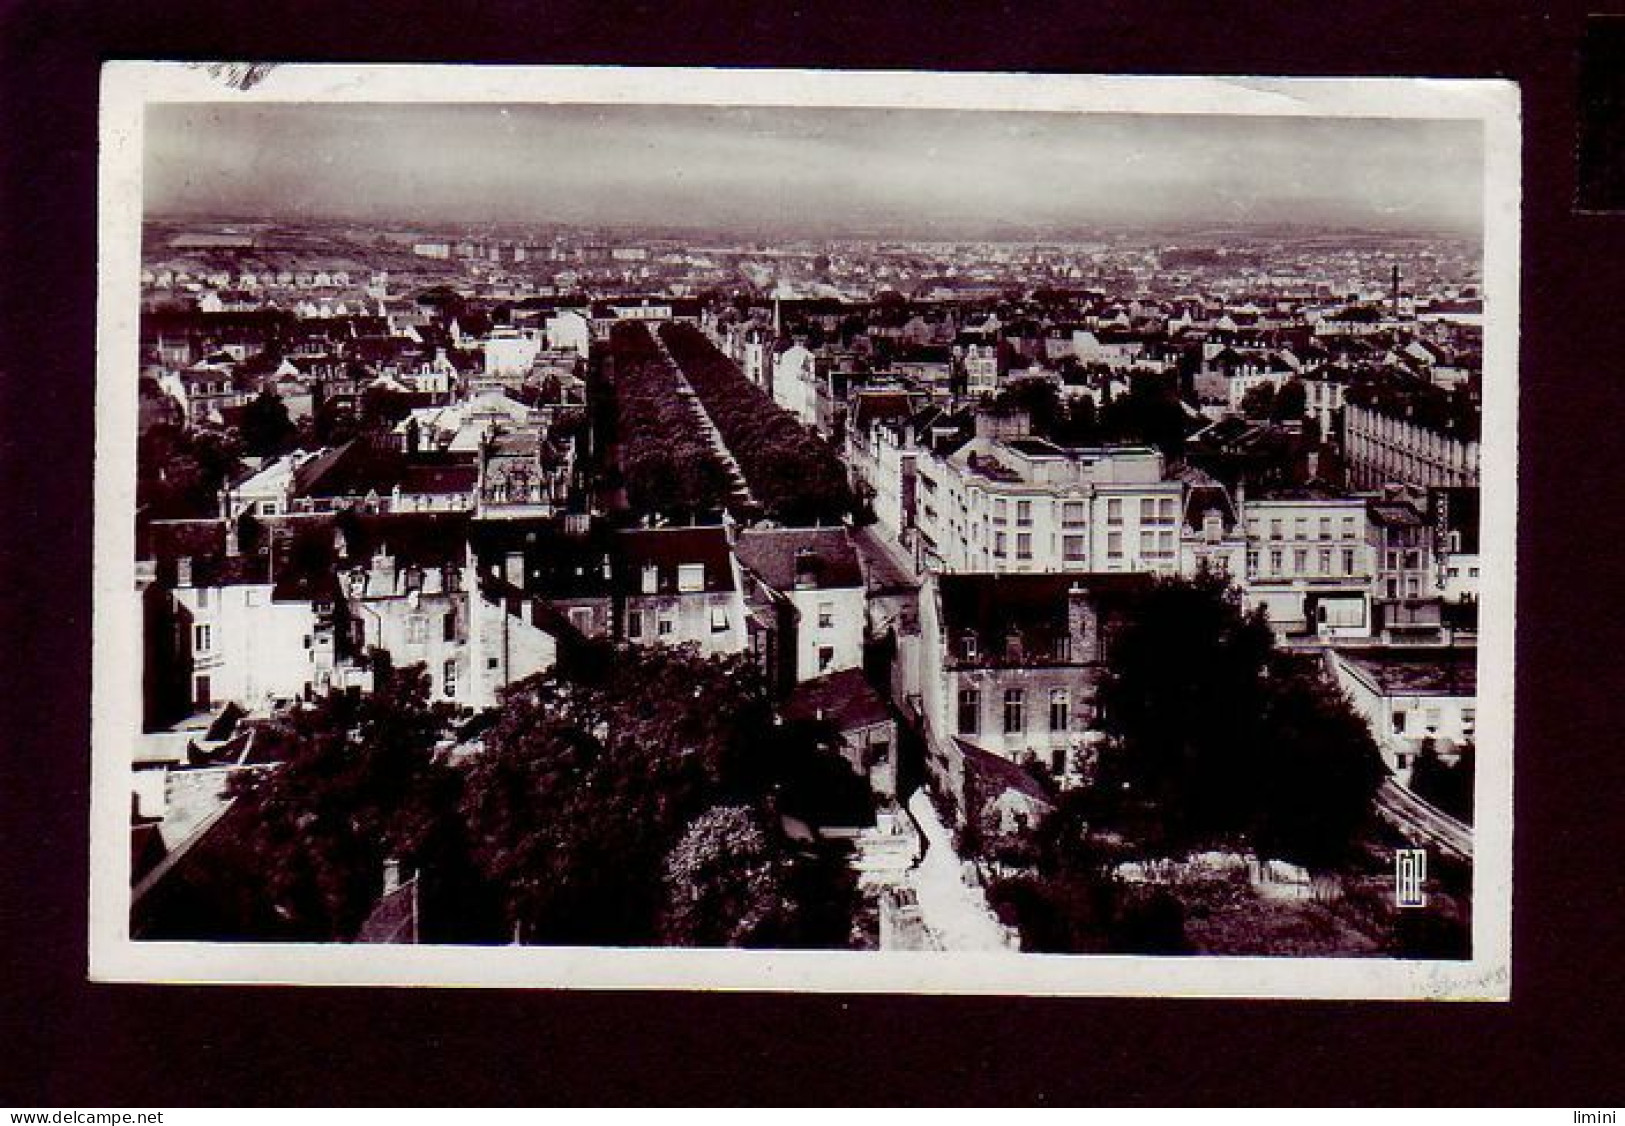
[239,389,296,457]
[660,805,799,947]
[460,645,776,944]
[218,665,462,939]
[1096,575,1384,864]
[1409,738,1474,824]
[1251,656,1389,867]
[1239,382,1277,419]
[1096,572,1276,846]
[137,423,244,518]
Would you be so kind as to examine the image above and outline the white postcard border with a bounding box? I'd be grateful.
[91,62,1520,999]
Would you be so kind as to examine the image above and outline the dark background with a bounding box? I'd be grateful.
[1,0,1621,1106]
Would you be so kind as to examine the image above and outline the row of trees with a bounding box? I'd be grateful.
[657,322,855,525]
[605,321,735,518]
[209,644,862,947]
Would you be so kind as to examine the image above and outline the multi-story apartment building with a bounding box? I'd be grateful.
[1240,488,1374,641]
[914,429,1183,578]
[1366,496,1442,640]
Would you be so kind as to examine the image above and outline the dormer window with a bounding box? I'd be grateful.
[641,564,660,594]
[960,634,979,661]
[677,563,705,593]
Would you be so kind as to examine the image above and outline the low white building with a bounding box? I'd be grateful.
[1330,648,1478,782]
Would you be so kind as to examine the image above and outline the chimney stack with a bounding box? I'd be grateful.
[1066,582,1098,662]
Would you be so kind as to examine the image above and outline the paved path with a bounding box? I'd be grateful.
[905,789,1015,952]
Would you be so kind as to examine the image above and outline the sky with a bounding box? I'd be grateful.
[144,102,1485,237]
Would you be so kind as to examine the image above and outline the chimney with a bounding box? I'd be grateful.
[370,545,398,594]
[794,548,820,589]
[1066,583,1098,662]
[504,551,525,589]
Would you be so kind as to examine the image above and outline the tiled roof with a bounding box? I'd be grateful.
[615,525,736,595]
[734,527,863,592]
[783,668,893,732]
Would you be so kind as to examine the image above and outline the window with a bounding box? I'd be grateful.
[1158,497,1176,523]
[1003,688,1025,734]
[1424,708,1441,731]
[193,675,212,708]
[1015,500,1032,527]
[817,601,834,629]
[487,656,500,670]
[407,615,428,644]
[993,531,1007,557]
[1392,711,1407,734]
[193,624,212,652]
[442,659,457,698]
[871,740,890,765]
[710,606,730,633]
[677,563,705,593]
[1063,535,1086,562]
[627,610,643,639]
[1049,689,1069,732]
[957,688,980,735]
[1139,497,1155,523]
[1246,549,1259,573]
[1158,531,1175,557]
[1107,531,1123,559]
[641,564,659,594]
[1462,708,1476,734]
[1270,549,1283,573]
[818,646,835,673]
[960,634,979,660]
[1269,518,1283,539]
[1294,549,1307,573]
[1062,500,1086,527]
[1342,515,1357,539]
[443,612,457,641]
[1051,748,1066,776]
[1294,517,1308,540]
[992,498,1008,523]
[1343,548,1357,574]
[569,607,593,633]
[1107,498,1123,525]
[657,617,674,637]
[1319,549,1332,575]
[245,589,263,607]
[1318,517,1331,540]
[1015,533,1032,560]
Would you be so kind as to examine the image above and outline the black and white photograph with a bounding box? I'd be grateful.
[90,64,1519,997]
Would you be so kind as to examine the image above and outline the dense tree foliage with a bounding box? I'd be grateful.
[605,321,733,517]
[1095,573,1387,865]
[1409,739,1474,824]
[217,665,467,940]
[137,422,243,518]
[239,389,296,457]
[460,643,860,946]
[658,322,855,525]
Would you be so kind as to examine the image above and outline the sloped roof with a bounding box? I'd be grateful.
[734,527,863,592]
[614,525,736,595]
[783,668,893,732]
